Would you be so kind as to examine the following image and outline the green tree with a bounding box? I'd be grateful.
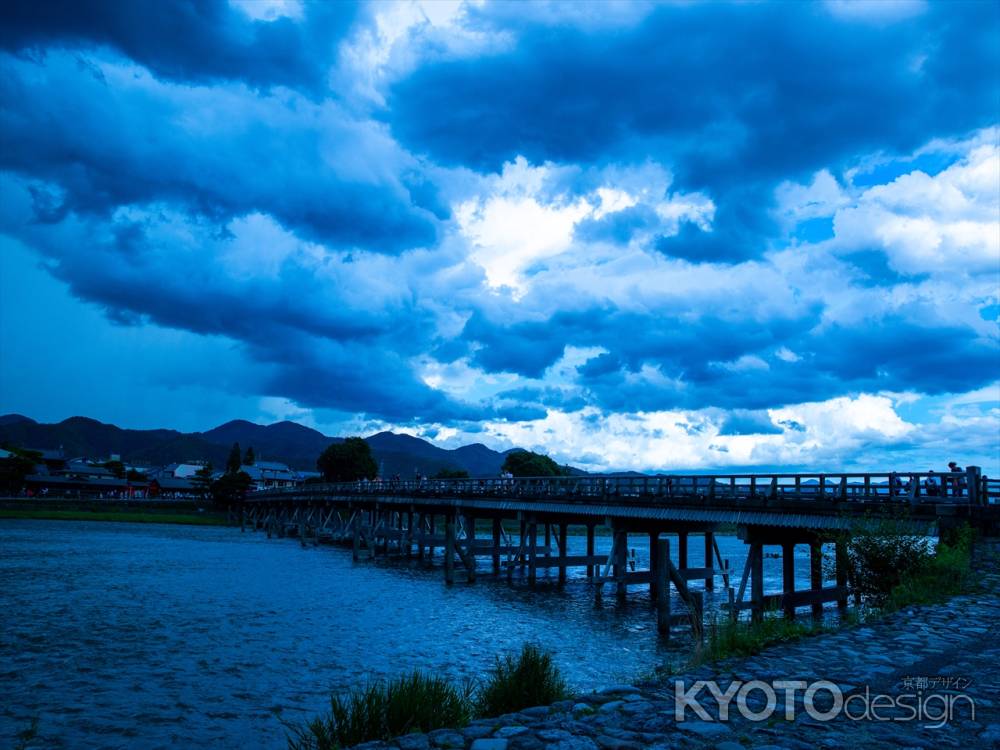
[501,450,567,477]
[126,468,147,483]
[244,445,255,466]
[192,462,214,496]
[226,442,242,475]
[0,448,40,493]
[212,470,252,506]
[317,438,378,482]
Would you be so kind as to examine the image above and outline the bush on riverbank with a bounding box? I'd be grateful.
[885,524,973,611]
[839,517,936,608]
[286,672,474,750]
[477,643,568,717]
[287,644,566,750]
[693,523,976,667]
[697,611,828,664]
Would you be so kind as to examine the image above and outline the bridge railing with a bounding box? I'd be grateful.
[251,468,985,505]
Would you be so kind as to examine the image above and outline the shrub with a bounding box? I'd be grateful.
[286,672,473,750]
[839,517,935,608]
[886,525,973,611]
[477,643,568,716]
[697,611,824,664]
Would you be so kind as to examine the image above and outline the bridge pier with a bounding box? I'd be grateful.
[656,538,670,635]
[528,519,538,587]
[444,516,455,585]
[735,526,851,622]
[558,522,568,584]
[613,528,627,603]
[492,517,502,575]
[782,542,796,618]
[649,531,660,600]
[586,523,595,578]
[810,541,823,618]
[704,531,715,591]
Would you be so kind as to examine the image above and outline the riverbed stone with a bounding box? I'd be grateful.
[469,740,508,750]
[493,725,530,738]
[597,733,647,750]
[678,720,732,738]
[461,724,494,741]
[598,685,641,696]
[520,705,551,718]
[427,729,464,748]
[507,734,545,750]
[396,734,430,750]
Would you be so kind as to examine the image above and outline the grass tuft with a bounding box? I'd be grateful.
[885,525,974,611]
[286,672,473,750]
[695,611,828,665]
[476,643,568,717]
[287,644,568,749]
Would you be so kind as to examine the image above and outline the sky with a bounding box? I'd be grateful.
[0,0,998,474]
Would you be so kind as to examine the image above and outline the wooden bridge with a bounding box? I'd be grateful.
[244,468,998,638]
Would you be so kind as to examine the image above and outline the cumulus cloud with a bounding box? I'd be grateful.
[831,141,1000,275]
[0,1,997,472]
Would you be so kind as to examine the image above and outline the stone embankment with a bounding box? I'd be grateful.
[355,545,1000,750]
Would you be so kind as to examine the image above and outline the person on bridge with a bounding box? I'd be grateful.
[947,461,964,496]
[924,470,941,496]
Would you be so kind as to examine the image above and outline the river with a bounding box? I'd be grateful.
[0,519,834,749]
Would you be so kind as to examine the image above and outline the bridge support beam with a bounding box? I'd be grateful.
[704,531,715,591]
[649,532,660,600]
[492,518,502,575]
[464,515,477,583]
[558,523,568,584]
[751,542,764,623]
[782,542,796,619]
[444,516,455,585]
[835,539,849,610]
[586,523,596,578]
[614,529,628,603]
[528,520,538,587]
[810,541,823,618]
[656,538,670,636]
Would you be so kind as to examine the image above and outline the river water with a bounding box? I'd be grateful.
[0,519,833,749]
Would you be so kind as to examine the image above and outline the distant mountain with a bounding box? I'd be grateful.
[200,419,334,467]
[0,414,529,477]
[0,415,230,467]
[0,414,34,426]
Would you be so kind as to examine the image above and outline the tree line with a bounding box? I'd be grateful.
[315,438,570,481]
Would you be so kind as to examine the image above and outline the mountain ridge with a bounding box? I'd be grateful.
[0,414,521,477]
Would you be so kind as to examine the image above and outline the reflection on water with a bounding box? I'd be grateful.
[0,520,835,749]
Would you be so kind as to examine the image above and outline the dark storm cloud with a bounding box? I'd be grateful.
[0,52,438,252]
[389,1,999,260]
[0,0,358,92]
[461,305,999,413]
[0,0,996,442]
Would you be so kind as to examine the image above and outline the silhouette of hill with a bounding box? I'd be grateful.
[0,414,530,477]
